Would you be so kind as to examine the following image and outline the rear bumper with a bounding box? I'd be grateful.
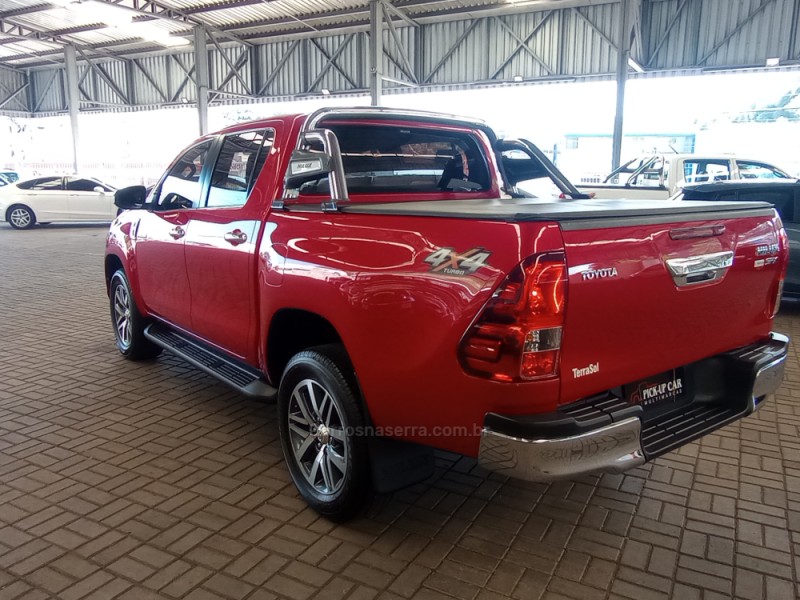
[478,332,788,481]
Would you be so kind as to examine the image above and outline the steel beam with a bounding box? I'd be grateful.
[369,0,382,105]
[789,0,800,60]
[31,70,58,112]
[0,82,28,110]
[612,0,631,171]
[645,0,689,68]
[194,25,209,135]
[698,0,778,65]
[423,19,480,84]
[131,58,169,102]
[383,2,418,83]
[383,1,419,28]
[65,45,81,173]
[490,13,555,79]
[208,33,251,94]
[257,39,299,95]
[308,36,357,92]
[76,47,130,104]
[169,55,196,103]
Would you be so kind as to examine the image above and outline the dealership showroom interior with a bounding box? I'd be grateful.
[6,0,800,598]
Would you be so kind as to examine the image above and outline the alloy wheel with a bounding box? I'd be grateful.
[113,283,132,349]
[9,208,31,228]
[287,379,349,495]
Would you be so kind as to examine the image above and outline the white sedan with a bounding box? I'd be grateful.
[0,175,117,229]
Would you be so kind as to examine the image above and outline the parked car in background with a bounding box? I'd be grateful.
[676,180,800,297]
[0,170,20,183]
[579,154,792,200]
[0,175,117,229]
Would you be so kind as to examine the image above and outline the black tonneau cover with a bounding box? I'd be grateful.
[339,197,774,230]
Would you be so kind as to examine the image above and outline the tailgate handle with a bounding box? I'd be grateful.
[666,251,734,287]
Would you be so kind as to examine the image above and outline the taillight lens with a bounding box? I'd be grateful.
[460,252,567,382]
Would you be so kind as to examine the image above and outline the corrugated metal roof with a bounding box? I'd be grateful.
[2,0,800,115]
[0,0,599,68]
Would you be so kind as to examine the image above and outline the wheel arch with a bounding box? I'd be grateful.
[104,254,124,294]
[266,309,360,397]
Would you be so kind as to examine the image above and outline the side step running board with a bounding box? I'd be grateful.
[144,323,277,400]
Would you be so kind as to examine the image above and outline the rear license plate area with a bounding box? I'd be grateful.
[624,369,687,418]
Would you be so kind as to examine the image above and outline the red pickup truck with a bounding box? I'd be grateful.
[106,107,789,519]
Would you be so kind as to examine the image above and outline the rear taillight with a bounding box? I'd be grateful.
[772,223,790,317]
[460,252,567,382]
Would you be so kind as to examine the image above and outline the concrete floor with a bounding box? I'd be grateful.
[0,223,799,600]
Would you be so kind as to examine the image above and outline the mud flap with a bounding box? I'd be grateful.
[368,437,435,493]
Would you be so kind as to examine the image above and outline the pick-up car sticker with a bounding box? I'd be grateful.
[424,247,492,276]
[628,376,684,406]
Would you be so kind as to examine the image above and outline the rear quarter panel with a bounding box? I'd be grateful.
[260,212,565,455]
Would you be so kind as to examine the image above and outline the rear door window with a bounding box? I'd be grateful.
[207,129,275,208]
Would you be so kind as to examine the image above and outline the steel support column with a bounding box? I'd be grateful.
[64,45,81,174]
[612,0,632,171]
[369,0,383,106]
[194,25,209,135]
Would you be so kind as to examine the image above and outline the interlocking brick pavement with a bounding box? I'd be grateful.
[0,223,799,599]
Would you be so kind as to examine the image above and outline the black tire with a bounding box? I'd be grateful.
[278,345,370,521]
[109,269,162,361]
[6,204,35,229]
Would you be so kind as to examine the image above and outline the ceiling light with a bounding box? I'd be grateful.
[75,0,132,27]
[766,57,780,67]
[321,88,331,95]
[513,75,523,82]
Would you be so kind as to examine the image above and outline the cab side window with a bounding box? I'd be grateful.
[19,177,63,191]
[66,178,111,192]
[155,141,212,209]
[207,129,275,208]
[737,161,789,180]
[683,160,731,184]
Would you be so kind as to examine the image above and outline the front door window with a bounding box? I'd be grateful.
[154,141,213,210]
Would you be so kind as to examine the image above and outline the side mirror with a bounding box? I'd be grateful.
[284,148,332,191]
[93,186,105,193]
[114,185,147,210]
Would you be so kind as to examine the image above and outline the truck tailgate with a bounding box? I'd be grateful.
[558,213,782,404]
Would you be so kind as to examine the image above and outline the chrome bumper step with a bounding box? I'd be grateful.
[478,332,789,482]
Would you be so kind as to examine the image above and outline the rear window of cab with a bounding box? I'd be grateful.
[296,123,493,199]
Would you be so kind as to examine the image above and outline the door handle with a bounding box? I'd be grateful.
[224,229,248,246]
[665,251,733,287]
[169,226,185,240]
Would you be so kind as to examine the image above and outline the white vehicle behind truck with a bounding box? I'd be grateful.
[578,154,793,200]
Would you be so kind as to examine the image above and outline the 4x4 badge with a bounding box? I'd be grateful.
[424,247,492,276]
